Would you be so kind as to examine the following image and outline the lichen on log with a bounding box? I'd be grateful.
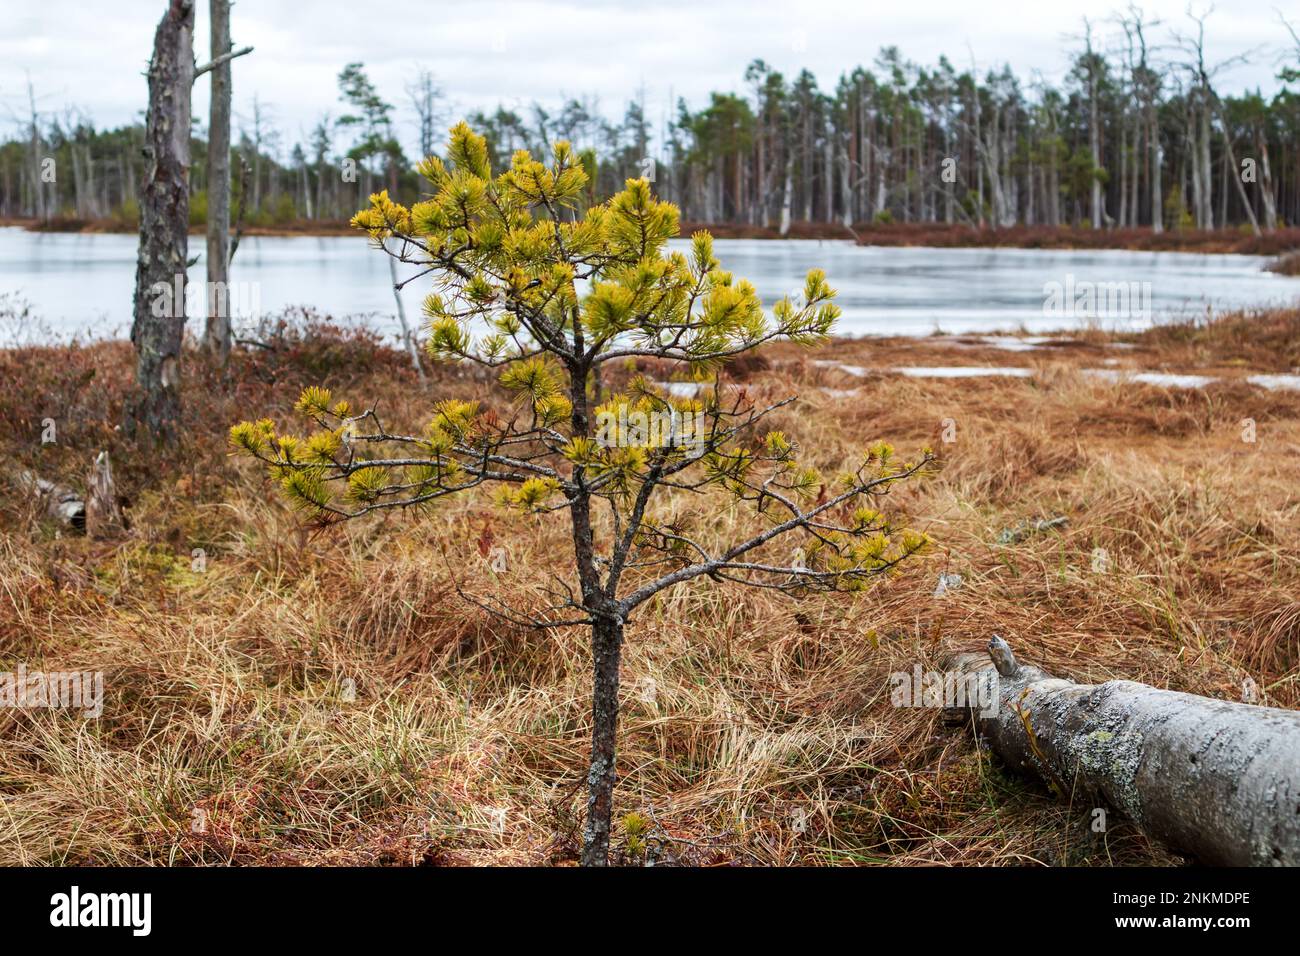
[948,639,1300,866]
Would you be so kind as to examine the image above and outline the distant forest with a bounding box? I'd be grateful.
[4,9,1300,233]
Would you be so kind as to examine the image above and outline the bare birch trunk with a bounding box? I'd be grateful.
[1088,84,1103,227]
[778,154,792,237]
[1149,111,1163,233]
[27,80,47,224]
[1257,129,1278,232]
[204,0,233,365]
[1219,118,1261,237]
[384,239,425,383]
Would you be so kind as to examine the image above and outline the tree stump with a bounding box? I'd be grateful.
[85,451,124,539]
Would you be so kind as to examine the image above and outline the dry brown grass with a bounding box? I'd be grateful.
[682,221,1300,254]
[1124,305,1300,372]
[1267,250,1300,277]
[2,309,1298,866]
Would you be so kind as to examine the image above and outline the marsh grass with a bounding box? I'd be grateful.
[2,308,1297,865]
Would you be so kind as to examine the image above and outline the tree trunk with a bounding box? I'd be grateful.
[315,153,328,221]
[1118,125,1128,227]
[1198,92,1214,229]
[581,615,625,866]
[384,239,425,383]
[250,96,262,214]
[1128,120,1140,227]
[778,153,793,237]
[822,137,833,223]
[1258,129,1278,232]
[27,80,47,223]
[83,140,100,217]
[1220,118,1261,237]
[1088,82,1103,228]
[1149,109,1163,233]
[128,0,194,447]
[204,0,233,365]
[299,161,313,219]
[71,134,87,218]
[950,638,1300,866]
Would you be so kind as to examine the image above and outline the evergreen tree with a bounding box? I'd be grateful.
[232,123,932,866]
[336,62,404,196]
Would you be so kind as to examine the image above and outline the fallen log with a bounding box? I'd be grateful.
[949,636,1300,866]
[16,470,85,530]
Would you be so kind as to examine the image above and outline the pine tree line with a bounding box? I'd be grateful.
[4,10,1299,233]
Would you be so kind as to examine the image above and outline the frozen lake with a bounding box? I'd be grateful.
[2,227,1298,344]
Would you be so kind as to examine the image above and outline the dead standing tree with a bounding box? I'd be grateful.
[233,123,932,866]
[128,0,195,445]
[129,0,251,441]
[201,0,253,366]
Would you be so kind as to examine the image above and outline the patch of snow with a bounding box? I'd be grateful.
[808,360,1294,392]
[891,366,1034,378]
[972,336,1052,352]
[1246,374,1300,392]
[1083,369,1216,388]
[648,380,704,397]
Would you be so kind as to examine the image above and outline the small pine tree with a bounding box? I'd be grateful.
[232,122,932,866]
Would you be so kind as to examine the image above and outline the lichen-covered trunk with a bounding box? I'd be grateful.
[581,616,624,867]
[951,643,1300,866]
[128,0,194,446]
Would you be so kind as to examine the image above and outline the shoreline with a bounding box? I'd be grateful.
[5,216,1298,257]
[7,309,1298,379]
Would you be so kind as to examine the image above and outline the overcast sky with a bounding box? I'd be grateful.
[3,0,1295,158]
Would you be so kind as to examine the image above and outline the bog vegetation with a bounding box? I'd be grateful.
[5,302,1300,865]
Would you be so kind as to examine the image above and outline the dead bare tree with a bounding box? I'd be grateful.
[25,75,48,224]
[405,67,445,166]
[1173,8,1261,235]
[1120,6,1165,233]
[1077,19,1107,229]
[127,0,195,446]
[201,0,253,367]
